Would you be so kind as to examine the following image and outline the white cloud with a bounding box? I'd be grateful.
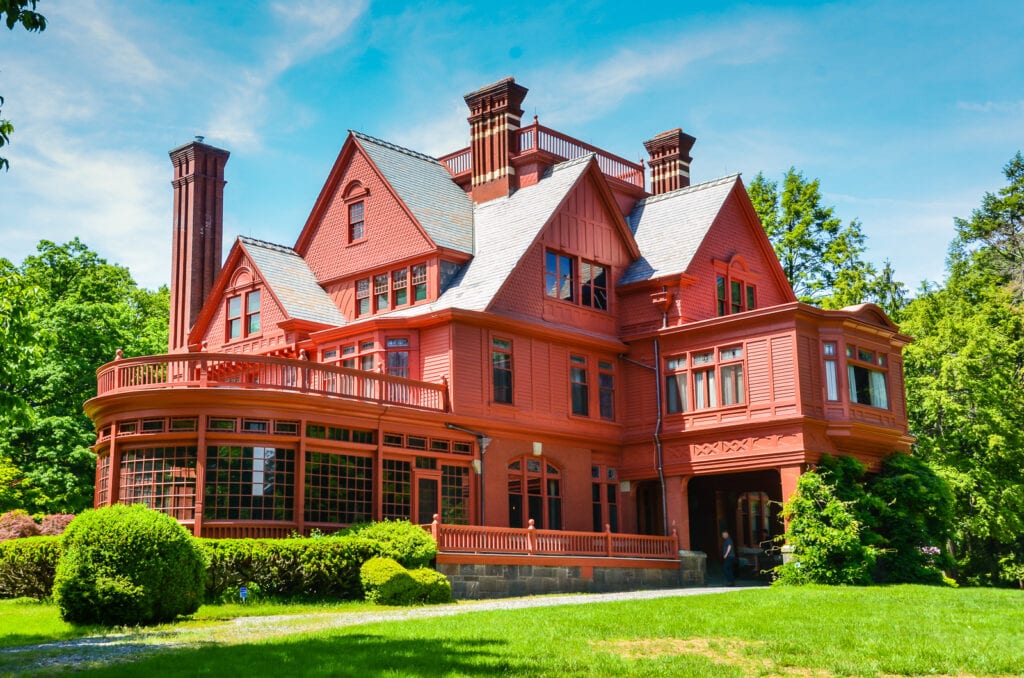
[208,0,368,150]
[956,100,1024,114]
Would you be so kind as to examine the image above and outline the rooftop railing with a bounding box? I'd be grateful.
[438,121,645,189]
[94,352,449,412]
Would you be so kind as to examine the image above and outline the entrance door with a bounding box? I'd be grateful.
[635,480,665,535]
[416,476,440,524]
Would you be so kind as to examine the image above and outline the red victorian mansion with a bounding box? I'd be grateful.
[86,78,911,564]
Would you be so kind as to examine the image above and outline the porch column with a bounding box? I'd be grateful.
[664,474,690,550]
[779,464,802,528]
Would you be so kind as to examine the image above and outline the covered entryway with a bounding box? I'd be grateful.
[687,470,783,578]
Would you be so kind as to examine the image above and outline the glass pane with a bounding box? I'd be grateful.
[825,360,839,400]
[247,290,260,312]
[228,296,241,317]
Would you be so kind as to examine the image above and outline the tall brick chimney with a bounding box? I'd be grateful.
[464,77,528,203]
[643,129,696,195]
[168,138,230,352]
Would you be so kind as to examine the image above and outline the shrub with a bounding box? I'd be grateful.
[774,470,876,586]
[53,505,207,626]
[360,556,417,604]
[408,567,452,604]
[199,536,381,601]
[336,520,437,568]
[39,514,75,536]
[0,510,40,541]
[0,536,62,599]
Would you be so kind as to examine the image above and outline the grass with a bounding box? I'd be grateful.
[1,586,1023,676]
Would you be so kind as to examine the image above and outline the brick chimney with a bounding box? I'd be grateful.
[168,138,230,352]
[464,77,529,203]
[643,129,696,195]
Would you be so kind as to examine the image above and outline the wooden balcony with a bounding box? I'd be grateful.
[94,352,449,412]
[425,516,680,561]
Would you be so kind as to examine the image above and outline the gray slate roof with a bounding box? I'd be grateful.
[353,131,474,254]
[389,154,595,317]
[240,236,347,327]
[620,174,739,285]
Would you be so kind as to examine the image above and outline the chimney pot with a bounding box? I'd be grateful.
[643,128,696,195]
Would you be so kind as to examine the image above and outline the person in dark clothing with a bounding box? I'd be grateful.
[722,530,737,586]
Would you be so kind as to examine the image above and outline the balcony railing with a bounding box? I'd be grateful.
[95,352,449,412]
[425,515,679,560]
[438,122,645,189]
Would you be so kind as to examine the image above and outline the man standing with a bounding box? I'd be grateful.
[722,530,737,586]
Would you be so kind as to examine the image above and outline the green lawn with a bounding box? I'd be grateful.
[2,586,1022,677]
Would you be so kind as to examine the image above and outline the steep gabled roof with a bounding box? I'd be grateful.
[239,237,346,327]
[351,131,474,254]
[388,154,595,316]
[619,174,740,285]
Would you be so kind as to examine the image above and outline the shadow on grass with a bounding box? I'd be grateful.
[64,634,520,677]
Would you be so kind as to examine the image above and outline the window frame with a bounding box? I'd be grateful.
[491,338,514,405]
[664,346,747,413]
[845,343,890,409]
[347,200,366,243]
[544,249,612,312]
[570,354,590,417]
[226,288,263,342]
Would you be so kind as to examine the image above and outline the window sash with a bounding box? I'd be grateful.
[666,372,688,413]
[348,201,365,241]
[721,364,744,405]
[825,360,839,400]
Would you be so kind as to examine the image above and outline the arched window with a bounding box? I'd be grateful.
[507,457,562,530]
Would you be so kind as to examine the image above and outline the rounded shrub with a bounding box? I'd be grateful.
[336,520,437,568]
[408,567,452,604]
[0,536,62,599]
[360,556,416,604]
[53,504,207,626]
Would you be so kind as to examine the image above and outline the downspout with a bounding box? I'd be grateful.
[653,338,668,537]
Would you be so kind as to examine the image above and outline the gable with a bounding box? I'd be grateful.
[190,245,289,353]
[294,137,439,284]
[491,163,638,332]
[679,182,796,320]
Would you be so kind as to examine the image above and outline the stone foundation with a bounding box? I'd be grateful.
[438,552,707,599]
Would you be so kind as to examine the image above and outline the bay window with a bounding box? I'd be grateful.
[847,345,889,409]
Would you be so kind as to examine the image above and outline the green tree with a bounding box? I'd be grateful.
[1,0,46,172]
[0,239,168,514]
[954,151,1024,298]
[748,168,906,311]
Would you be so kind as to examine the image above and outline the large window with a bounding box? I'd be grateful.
[507,458,562,530]
[119,446,197,521]
[441,464,471,524]
[304,452,373,525]
[204,446,294,521]
[545,249,610,311]
[570,355,589,416]
[847,345,889,409]
[716,274,756,316]
[227,290,262,340]
[665,346,746,412]
[354,263,429,318]
[492,338,513,404]
[381,459,411,520]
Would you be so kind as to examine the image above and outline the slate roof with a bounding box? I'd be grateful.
[352,131,474,254]
[388,154,595,316]
[619,174,739,285]
[239,236,347,327]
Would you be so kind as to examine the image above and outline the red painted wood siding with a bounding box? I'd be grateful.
[302,149,435,284]
[201,254,290,354]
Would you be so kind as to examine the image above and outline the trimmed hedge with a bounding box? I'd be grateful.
[360,557,417,604]
[199,536,383,601]
[335,520,436,568]
[53,505,207,626]
[0,536,62,599]
[360,557,452,605]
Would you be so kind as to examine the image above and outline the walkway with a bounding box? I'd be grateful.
[2,587,749,673]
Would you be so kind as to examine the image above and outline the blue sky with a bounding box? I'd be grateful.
[1,0,1021,291]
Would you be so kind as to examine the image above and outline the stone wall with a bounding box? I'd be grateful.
[438,551,707,599]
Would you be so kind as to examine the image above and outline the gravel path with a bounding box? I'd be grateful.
[1,586,748,674]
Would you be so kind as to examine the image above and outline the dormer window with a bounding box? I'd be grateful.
[545,249,610,311]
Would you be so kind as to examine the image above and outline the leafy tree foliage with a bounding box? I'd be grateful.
[775,468,876,586]
[0,0,46,172]
[0,239,168,514]
[748,168,907,311]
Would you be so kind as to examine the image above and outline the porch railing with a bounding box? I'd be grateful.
[425,515,679,560]
[95,352,449,412]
